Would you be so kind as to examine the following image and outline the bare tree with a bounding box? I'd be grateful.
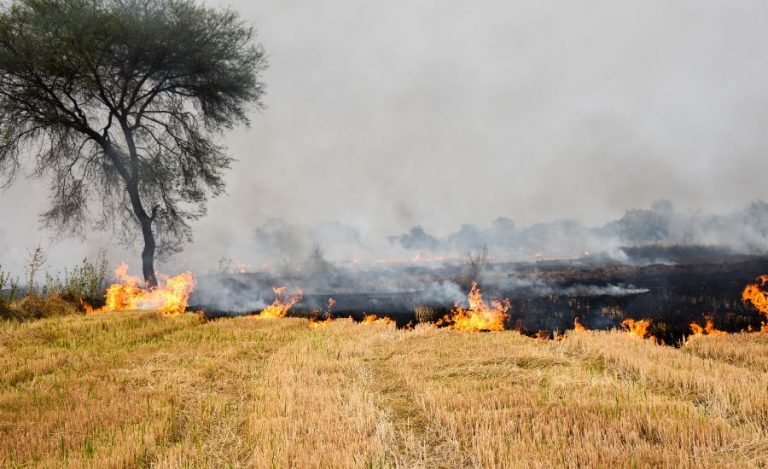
[466,244,489,286]
[0,0,266,286]
[24,242,46,293]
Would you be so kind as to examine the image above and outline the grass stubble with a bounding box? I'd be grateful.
[1,313,767,468]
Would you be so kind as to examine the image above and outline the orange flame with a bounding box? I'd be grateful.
[621,318,652,339]
[439,282,509,332]
[256,287,302,318]
[307,317,330,328]
[308,298,335,328]
[689,318,727,337]
[742,276,768,333]
[572,317,587,333]
[234,260,250,274]
[361,314,395,326]
[88,264,195,316]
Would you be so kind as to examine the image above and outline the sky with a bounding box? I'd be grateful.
[2,0,768,275]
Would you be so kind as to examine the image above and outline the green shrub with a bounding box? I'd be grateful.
[0,268,19,317]
[45,255,111,303]
[0,256,111,321]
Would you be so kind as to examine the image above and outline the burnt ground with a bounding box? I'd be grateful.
[193,247,768,345]
[503,256,768,343]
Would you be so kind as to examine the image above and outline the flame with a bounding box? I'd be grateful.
[689,318,727,337]
[307,317,330,328]
[621,318,652,339]
[308,298,335,328]
[233,260,251,274]
[572,317,587,333]
[256,287,302,318]
[361,314,395,326]
[88,264,195,316]
[80,298,95,314]
[438,282,509,332]
[742,275,768,328]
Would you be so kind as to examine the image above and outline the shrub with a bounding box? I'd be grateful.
[0,255,110,321]
[0,268,19,317]
[45,254,111,303]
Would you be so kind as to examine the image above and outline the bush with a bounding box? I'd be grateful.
[45,255,111,303]
[0,268,19,317]
[0,255,111,321]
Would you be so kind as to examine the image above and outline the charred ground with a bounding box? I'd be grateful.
[191,245,768,344]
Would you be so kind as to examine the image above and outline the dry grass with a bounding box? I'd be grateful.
[1,292,82,321]
[1,313,767,467]
[683,332,768,372]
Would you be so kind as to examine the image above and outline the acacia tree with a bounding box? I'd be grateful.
[0,0,266,286]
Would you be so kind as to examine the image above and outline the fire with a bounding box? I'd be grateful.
[572,317,587,333]
[689,318,727,337]
[621,318,652,339]
[233,260,251,274]
[439,282,509,332]
[89,264,195,316]
[256,287,302,318]
[307,317,330,328]
[361,314,395,326]
[308,298,335,328]
[742,276,768,329]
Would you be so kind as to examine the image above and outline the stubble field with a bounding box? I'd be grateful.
[2,312,767,468]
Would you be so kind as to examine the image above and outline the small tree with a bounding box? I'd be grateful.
[24,242,47,292]
[0,0,266,286]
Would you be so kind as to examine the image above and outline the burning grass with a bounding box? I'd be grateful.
[4,274,768,466]
[362,314,396,326]
[252,287,302,319]
[689,318,728,337]
[2,312,768,467]
[85,264,195,316]
[437,282,509,332]
[620,317,653,339]
[742,275,768,332]
[572,316,587,333]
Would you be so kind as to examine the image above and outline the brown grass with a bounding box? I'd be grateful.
[683,332,768,372]
[1,313,767,467]
[0,292,82,321]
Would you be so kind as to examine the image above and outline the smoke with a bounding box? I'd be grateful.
[386,199,768,262]
[180,197,768,311]
[558,284,649,296]
[190,275,269,312]
[2,0,768,284]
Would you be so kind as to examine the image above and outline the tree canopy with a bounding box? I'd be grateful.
[0,0,266,284]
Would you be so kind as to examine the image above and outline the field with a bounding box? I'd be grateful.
[2,312,768,468]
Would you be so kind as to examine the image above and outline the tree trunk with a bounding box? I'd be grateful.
[140,217,158,288]
[125,177,157,289]
[102,137,159,288]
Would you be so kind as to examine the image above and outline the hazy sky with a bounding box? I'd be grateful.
[2,0,768,274]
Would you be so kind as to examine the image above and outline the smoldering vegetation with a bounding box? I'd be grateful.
[188,200,768,342]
